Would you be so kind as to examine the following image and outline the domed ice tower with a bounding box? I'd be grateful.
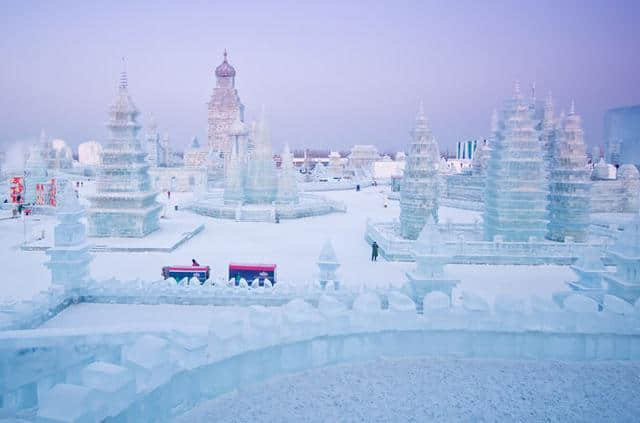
[86,68,162,237]
[207,50,245,155]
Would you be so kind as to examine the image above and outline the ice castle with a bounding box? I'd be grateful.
[547,100,591,242]
[87,69,162,237]
[399,103,441,240]
[483,82,549,242]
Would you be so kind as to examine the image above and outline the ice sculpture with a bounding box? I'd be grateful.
[405,215,459,310]
[604,213,640,302]
[399,102,441,239]
[45,185,92,290]
[244,109,278,203]
[87,68,162,237]
[484,82,549,241]
[223,141,245,204]
[276,144,299,204]
[23,142,49,204]
[317,238,340,289]
[567,245,607,299]
[547,101,591,242]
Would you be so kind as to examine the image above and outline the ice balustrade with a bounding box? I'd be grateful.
[2,290,640,421]
[365,219,613,264]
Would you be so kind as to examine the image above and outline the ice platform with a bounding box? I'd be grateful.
[21,214,204,253]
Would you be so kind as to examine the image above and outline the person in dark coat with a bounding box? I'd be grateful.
[371,241,379,261]
[192,258,200,266]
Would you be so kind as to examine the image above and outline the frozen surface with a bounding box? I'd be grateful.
[176,357,640,423]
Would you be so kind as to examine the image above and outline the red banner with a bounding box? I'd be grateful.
[10,177,24,204]
[48,178,57,207]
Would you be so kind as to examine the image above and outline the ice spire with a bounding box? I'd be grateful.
[569,99,576,115]
[119,57,128,91]
[513,80,522,99]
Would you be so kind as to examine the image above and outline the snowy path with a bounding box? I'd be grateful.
[176,357,640,423]
[0,185,569,304]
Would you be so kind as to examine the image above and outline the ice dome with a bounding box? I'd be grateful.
[618,164,640,180]
[215,50,236,78]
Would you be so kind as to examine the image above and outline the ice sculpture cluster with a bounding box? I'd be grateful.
[547,100,591,242]
[223,110,298,205]
[484,82,549,242]
[86,70,162,237]
[45,185,92,290]
[399,102,441,239]
[604,213,640,302]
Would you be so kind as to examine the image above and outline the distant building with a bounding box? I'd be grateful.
[456,140,477,160]
[183,136,208,167]
[348,145,379,171]
[78,141,103,166]
[604,105,640,166]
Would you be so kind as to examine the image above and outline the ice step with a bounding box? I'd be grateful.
[80,361,136,417]
[36,383,102,423]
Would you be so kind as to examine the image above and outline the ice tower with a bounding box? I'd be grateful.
[399,102,441,240]
[45,186,92,289]
[223,142,245,204]
[276,144,299,204]
[207,50,245,155]
[87,68,162,237]
[547,101,591,242]
[483,83,549,242]
[23,143,49,205]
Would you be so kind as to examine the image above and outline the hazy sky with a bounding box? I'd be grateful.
[1,0,639,154]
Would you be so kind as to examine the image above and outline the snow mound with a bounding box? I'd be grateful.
[461,291,489,312]
[352,292,381,313]
[387,291,416,312]
[494,295,529,314]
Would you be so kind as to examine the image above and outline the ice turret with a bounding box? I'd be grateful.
[317,239,340,289]
[45,185,92,290]
[405,215,459,310]
[399,102,441,240]
[547,102,591,242]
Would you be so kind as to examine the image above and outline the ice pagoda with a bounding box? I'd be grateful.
[399,102,441,240]
[547,101,591,242]
[483,82,549,242]
[23,143,49,205]
[87,69,162,237]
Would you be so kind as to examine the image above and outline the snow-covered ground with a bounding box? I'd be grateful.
[176,357,640,422]
[0,183,569,306]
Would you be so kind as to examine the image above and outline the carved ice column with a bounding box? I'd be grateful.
[317,239,340,290]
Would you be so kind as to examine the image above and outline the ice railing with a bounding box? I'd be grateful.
[365,219,613,264]
[3,291,640,421]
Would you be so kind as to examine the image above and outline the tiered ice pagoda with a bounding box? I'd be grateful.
[399,102,441,240]
[483,82,549,242]
[87,69,162,237]
[45,185,92,290]
[604,213,640,303]
[546,101,591,242]
[207,50,245,155]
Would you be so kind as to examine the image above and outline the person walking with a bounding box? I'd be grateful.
[371,241,379,261]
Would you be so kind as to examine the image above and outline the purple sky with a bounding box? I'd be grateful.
[1,0,639,154]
